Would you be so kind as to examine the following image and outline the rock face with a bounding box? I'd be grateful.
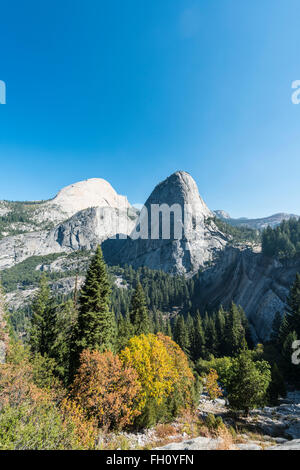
[155,436,223,450]
[103,171,228,275]
[268,439,300,450]
[0,195,136,270]
[193,247,300,341]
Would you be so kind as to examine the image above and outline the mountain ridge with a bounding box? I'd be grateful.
[214,210,299,230]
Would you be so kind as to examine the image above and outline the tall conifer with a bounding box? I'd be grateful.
[29,274,52,356]
[129,282,150,335]
[72,246,116,371]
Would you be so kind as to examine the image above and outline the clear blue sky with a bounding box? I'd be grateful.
[0,0,300,218]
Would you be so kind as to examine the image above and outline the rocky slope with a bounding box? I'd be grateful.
[0,178,133,239]
[192,246,300,341]
[0,182,137,270]
[156,391,300,450]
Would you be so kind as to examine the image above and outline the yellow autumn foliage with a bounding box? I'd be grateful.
[120,333,194,411]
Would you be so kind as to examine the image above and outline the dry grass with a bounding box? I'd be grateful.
[155,423,178,439]
[215,427,235,450]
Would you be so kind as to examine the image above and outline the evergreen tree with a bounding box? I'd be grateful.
[224,303,246,356]
[0,282,8,364]
[29,274,52,356]
[278,313,290,347]
[192,312,206,361]
[270,311,283,345]
[186,313,194,350]
[268,363,286,405]
[203,313,218,357]
[165,317,172,337]
[129,282,150,335]
[282,330,300,386]
[238,305,253,349]
[215,307,226,356]
[116,310,134,351]
[50,299,78,383]
[287,274,300,336]
[71,246,116,374]
[173,315,190,355]
[227,350,271,415]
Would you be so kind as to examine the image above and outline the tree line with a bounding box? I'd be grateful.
[262,218,300,259]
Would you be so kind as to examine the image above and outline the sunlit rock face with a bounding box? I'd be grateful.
[103,171,228,276]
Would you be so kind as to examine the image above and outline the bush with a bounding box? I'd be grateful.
[0,341,97,449]
[206,369,222,401]
[120,333,195,427]
[71,349,141,430]
[205,413,224,433]
[226,350,271,414]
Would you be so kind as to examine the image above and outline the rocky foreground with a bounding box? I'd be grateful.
[101,392,300,451]
[156,392,300,450]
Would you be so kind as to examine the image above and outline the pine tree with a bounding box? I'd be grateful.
[270,311,283,345]
[268,363,286,405]
[174,315,190,355]
[203,313,218,357]
[153,310,164,334]
[165,317,172,338]
[278,313,290,347]
[227,350,271,415]
[287,273,300,336]
[224,303,246,356]
[186,313,194,349]
[71,246,116,374]
[238,305,253,349]
[29,274,52,356]
[0,282,8,364]
[51,299,78,383]
[282,330,300,386]
[192,312,206,361]
[215,307,226,356]
[129,282,150,335]
[116,310,134,351]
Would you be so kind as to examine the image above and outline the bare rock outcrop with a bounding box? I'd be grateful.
[194,247,300,340]
[0,205,136,270]
[103,171,228,275]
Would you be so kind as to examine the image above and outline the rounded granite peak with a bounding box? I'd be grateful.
[145,170,212,218]
[49,177,131,217]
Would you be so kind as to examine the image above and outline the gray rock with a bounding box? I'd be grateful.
[0,206,136,271]
[236,443,262,450]
[267,439,300,450]
[155,436,223,450]
[285,422,300,439]
[193,246,300,341]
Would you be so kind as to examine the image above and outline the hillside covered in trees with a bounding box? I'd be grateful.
[262,218,300,259]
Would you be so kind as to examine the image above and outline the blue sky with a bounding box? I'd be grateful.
[0,0,300,218]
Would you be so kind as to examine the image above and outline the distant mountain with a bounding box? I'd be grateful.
[214,210,299,230]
